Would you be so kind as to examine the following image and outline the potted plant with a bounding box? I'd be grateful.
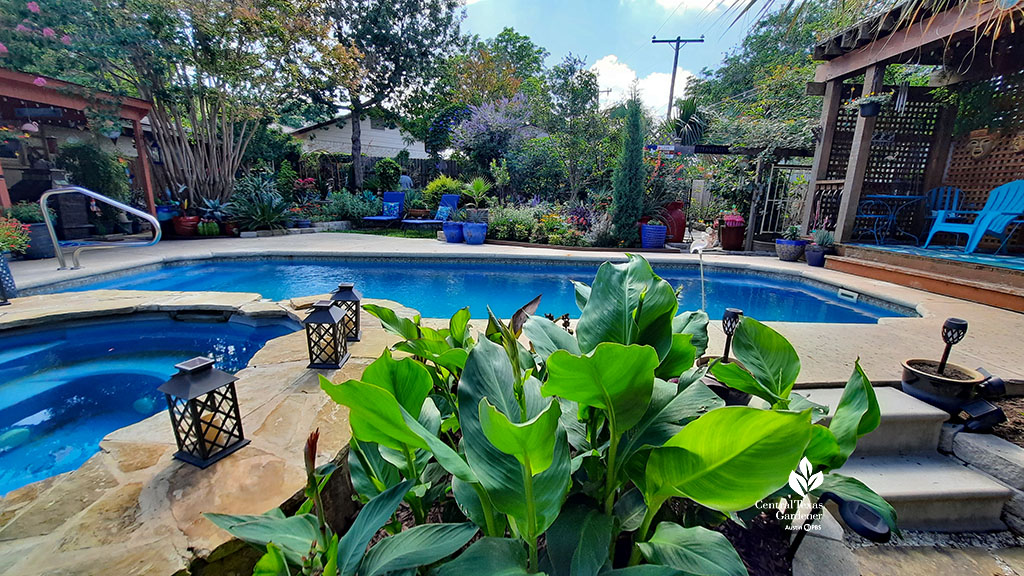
[901,318,990,415]
[463,207,488,245]
[804,229,835,267]
[0,217,29,298]
[442,209,466,243]
[775,225,807,262]
[463,177,492,222]
[845,92,892,117]
[640,218,668,249]
[719,208,745,251]
[6,202,55,259]
[172,197,200,237]
[199,198,232,236]
[405,189,429,219]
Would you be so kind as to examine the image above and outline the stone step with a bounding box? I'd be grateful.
[838,454,1012,531]
[798,387,949,456]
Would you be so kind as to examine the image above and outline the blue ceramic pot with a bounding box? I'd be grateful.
[443,221,465,243]
[775,239,807,262]
[463,222,488,245]
[640,224,667,249]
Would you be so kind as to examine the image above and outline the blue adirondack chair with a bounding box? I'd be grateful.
[924,180,1024,253]
[401,194,460,231]
[362,191,405,226]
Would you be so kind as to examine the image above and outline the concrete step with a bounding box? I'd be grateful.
[799,387,949,456]
[838,454,1012,532]
[825,255,1024,312]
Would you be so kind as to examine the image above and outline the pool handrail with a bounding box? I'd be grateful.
[40,185,162,270]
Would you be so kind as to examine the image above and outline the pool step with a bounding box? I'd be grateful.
[838,454,1012,531]
[825,255,1024,313]
[799,387,948,456]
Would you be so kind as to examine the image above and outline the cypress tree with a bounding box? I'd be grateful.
[612,94,645,246]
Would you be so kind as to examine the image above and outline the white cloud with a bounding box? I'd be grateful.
[590,54,695,117]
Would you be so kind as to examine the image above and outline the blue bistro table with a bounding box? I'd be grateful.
[853,194,927,244]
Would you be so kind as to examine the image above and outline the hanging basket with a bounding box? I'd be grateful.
[859,101,882,117]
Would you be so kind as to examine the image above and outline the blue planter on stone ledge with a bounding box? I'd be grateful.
[443,221,464,243]
[463,222,488,245]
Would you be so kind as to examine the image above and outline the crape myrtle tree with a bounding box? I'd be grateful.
[548,55,608,202]
[0,0,361,204]
[612,91,646,246]
[329,0,463,189]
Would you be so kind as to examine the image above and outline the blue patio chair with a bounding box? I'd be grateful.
[362,191,405,227]
[401,194,460,232]
[924,180,1024,253]
[926,186,963,221]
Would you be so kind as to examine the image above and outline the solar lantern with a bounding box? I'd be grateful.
[158,357,249,468]
[329,282,362,341]
[721,308,743,363]
[303,300,350,369]
[938,317,968,375]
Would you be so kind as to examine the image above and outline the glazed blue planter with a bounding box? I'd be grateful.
[463,222,488,245]
[775,239,808,262]
[640,224,667,249]
[443,221,465,243]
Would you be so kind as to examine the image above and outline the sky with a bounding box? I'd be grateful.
[463,0,762,117]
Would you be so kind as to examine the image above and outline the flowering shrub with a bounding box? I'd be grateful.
[723,212,746,227]
[0,217,31,253]
[452,94,537,169]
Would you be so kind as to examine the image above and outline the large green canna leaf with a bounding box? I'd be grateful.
[252,542,290,576]
[459,337,571,538]
[205,513,320,567]
[541,504,614,576]
[672,310,709,357]
[336,481,413,576]
[524,315,581,361]
[479,398,562,476]
[359,523,478,576]
[393,339,470,375]
[575,255,677,359]
[320,376,427,451]
[644,407,812,512]
[572,280,591,311]
[349,439,401,499]
[431,538,533,576]
[543,343,660,432]
[827,360,880,469]
[803,425,841,469]
[448,307,472,348]
[637,522,747,576]
[359,349,434,417]
[654,334,698,380]
[363,304,421,340]
[727,318,801,405]
[602,567,682,575]
[813,474,898,535]
[618,379,724,466]
[708,360,777,404]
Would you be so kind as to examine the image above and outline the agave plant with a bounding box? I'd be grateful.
[228,189,289,231]
[463,177,492,209]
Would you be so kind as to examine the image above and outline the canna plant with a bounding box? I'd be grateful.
[211,254,895,575]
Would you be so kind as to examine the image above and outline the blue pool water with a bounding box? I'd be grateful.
[58,258,909,323]
[0,316,297,495]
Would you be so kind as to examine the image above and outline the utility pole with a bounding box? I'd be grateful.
[651,35,704,121]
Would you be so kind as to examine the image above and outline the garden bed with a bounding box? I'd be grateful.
[484,238,679,253]
[993,396,1024,448]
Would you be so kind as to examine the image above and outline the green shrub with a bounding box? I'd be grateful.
[374,158,402,191]
[488,204,538,242]
[228,188,288,231]
[308,191,381,222]
[506,136,565,201]
[423,175,463,209]
[5,201,53,224]
[275,159,298,200]
[612,96,645,246]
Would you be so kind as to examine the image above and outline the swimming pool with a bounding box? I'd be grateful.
[53,258,912,323]
[0,315,297,495]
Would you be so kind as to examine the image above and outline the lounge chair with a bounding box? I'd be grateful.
[401,194,460,232]
[924,180,1024,253]
[362,191,405,227]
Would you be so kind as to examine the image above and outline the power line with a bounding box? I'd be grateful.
[652,35,705,121]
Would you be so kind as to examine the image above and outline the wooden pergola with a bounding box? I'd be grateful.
[0,68,156,215]
[801,1,1024,246]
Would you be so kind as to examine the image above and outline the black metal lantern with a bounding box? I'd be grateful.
[304,300,350,369]
[158,357,249,468]
[721,308,743,363]
[938,317,968,375]
[329,282,362,341]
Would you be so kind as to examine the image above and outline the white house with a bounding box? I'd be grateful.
[288,115,431,159]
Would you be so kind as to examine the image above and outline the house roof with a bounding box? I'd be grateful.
[287,114,352,136]
[0,67,152,122]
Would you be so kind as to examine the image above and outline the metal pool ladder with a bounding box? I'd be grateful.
[40,185,162,270]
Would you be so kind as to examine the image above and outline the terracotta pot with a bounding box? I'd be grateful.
[224,221,239,236]
[720,225,745,251]
[407,208,431,219]
[172,215,200,237]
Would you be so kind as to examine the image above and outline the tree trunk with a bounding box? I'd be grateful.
[350,103,364,190]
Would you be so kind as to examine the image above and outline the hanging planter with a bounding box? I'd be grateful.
[844,92,892,118]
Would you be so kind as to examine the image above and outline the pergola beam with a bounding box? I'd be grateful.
[813,2,1002,82]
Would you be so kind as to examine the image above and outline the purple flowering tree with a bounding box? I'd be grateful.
[452,93,539,171]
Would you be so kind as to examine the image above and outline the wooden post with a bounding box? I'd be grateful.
[835,64,885,243]
[922,104,955,192]
[133,119,157,217]
[802,79,843,232]
[0,162,10,210]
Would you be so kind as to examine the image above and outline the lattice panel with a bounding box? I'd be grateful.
[943,70,1024,252]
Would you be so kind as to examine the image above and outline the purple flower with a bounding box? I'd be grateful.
[42,27,55,38]
[26,1,40,13]
[33,77,46,86]
[60,34,71,45]
[0,43,7,55]
[15,24,30,33]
